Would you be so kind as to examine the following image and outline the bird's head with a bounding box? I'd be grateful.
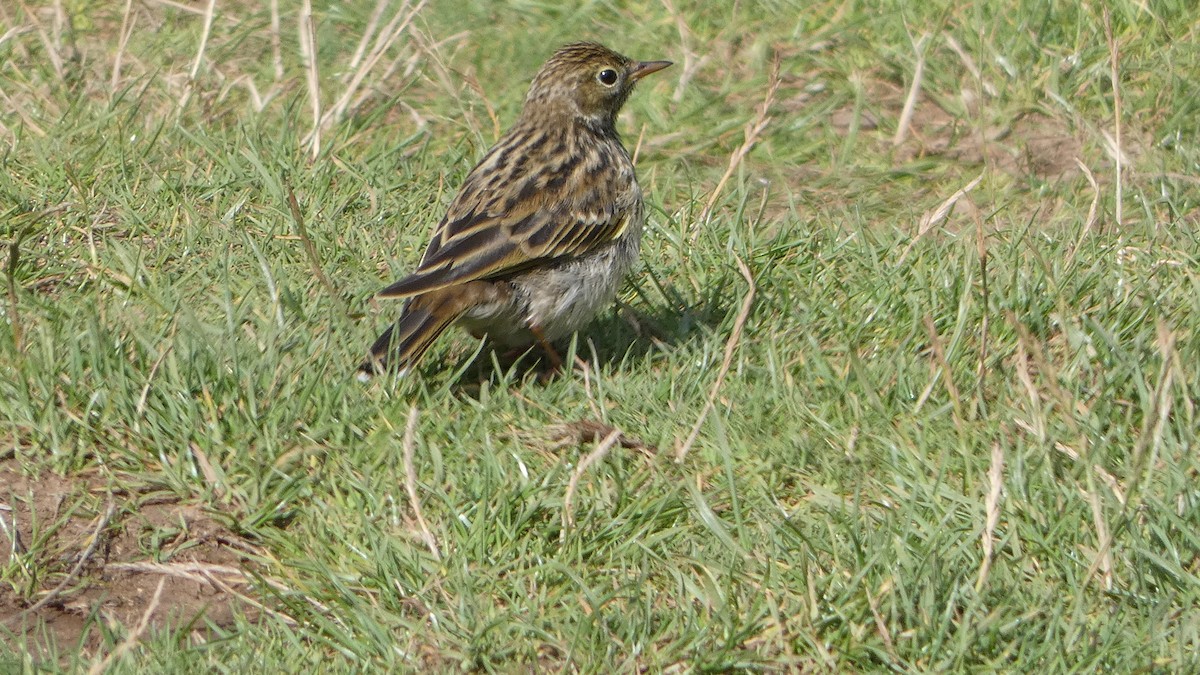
[523,42,672,132]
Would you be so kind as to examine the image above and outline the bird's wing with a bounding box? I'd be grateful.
[378,131,635,299]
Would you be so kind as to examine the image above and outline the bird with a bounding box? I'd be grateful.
[359,42,671,379]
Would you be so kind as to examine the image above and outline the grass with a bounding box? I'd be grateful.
[2,0,1199,671]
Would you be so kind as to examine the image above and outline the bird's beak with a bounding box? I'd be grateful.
[629,60,673,82]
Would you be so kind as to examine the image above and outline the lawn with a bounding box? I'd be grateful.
[2,0,1199,671]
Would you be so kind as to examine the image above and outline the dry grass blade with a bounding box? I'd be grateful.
[661,0,704,103]
[401,407,441,560]
[675,255,756,463]
[1119,321,1176,507]
[0,84,48,138]
[898,173,984,264]
[269,0,284,81]
[976,441,1004,591]
[347,0,392,76]
[1010,313,1114,589]
[922,315,964,429]
[0,500,23,555]
[111,0,136,92]
[353,0,426,91]
[17,0,64,81]
[345,29,465,123]
[562,429,624,535]
[1103,7,1123,226]
[107,560,248,582]
[462,69,501,141]
[549,419,653,453]
[893,32,929,146]
[189,442,224,498]
[630,122,648,167]
[1091,463,1127,507]
[11,501,116,623]
[1066,159,1101,265]
[134,342,172,419]
[1013,337,1045,441]
[864,583,898,662]
[973,206,991,414]
[308,0,426,151]
[1084,485,1114,590]
[944,34,996,97]
[106,561,304,626]
[143,0,204,14]
[1009,313,1079,433]
[695,57,780,238]
[177,0,217,112]
[0,24,33,50]
[5,225,28,352]
[299,0,322,158]
[85,577,166,675]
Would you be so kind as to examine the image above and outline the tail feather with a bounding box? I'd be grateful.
[359,297,462,376]
[358,281,507,377]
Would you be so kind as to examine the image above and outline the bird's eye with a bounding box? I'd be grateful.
[597,68,619,86]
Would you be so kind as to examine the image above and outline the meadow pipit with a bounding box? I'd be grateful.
[360,42,671,378]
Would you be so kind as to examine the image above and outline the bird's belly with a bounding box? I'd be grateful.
[458,234,640,348]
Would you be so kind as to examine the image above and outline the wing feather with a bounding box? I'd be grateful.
[379,124,635,299]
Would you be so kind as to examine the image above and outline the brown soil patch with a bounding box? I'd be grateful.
[844,78,1088,183]
[0,459,262,663]
[944,113,1082,182]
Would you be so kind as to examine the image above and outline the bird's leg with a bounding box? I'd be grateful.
[528,324,564,375]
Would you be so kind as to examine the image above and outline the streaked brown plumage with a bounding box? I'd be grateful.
[360,42,671,378]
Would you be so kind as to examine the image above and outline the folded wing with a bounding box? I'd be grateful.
[379,129,633,299]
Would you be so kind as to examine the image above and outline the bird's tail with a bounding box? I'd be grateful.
[358,282,505,378]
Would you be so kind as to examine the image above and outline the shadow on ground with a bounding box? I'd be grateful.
[422,274,741,393]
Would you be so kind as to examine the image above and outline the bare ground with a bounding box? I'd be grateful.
[0,459,262,663]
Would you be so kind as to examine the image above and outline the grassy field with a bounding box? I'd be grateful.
[2,0,1199,671]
